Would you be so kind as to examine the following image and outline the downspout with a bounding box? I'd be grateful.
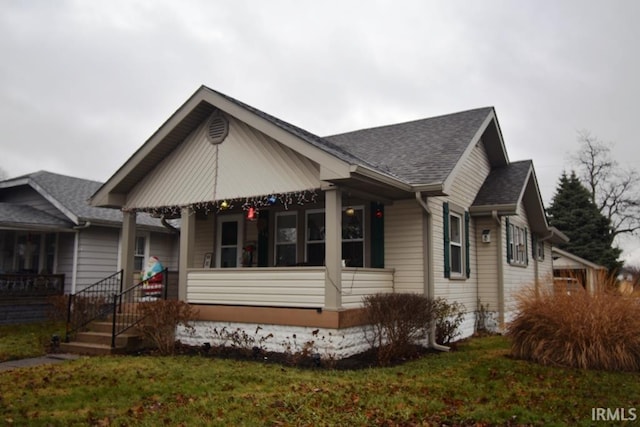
[492,211,505,327]
[415,192,450,352]
[71,221,91,294]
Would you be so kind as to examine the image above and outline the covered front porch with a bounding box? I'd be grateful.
[120,186,396,314]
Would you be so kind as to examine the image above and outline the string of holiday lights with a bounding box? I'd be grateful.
[123,189,320,219]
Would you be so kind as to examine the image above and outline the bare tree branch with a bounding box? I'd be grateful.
[572,131,640,242]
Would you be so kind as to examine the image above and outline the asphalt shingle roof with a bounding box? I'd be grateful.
[1,171,163,228]
[208,87,494,185]
[0,202,72,229]
[472,160,533,207]
[324,107,494,185]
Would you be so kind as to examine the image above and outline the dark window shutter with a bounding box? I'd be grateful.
[370,203,384,268]
[525,228,529,265]
[443,202,450,278]
[532,233,537,261]
[465,211,471,278]
[505,217,511,263]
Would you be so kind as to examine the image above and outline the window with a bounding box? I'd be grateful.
[443,202,470,278]
[305,207,365,267]
[134,235,147,271]
[507,220,528,266]
[275,212,297,266]
[306,210,325,266]
[342,207,364,267]
[449,213,463,275]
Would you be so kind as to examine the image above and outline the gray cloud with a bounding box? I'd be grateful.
[1,0,639,262]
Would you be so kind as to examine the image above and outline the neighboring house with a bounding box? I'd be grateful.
[90,85,567,357]
[0,171,179,296]
[552,247,607,294]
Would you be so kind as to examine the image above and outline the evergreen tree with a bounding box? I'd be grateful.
[547,171,622,272]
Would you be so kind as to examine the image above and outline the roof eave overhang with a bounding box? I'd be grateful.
[412,183,447,196]
[349,165,412,192]
[469,204,518,216]
[552,246,604,269]
[442,110,509,195]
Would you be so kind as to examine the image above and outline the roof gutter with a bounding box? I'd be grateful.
[350,165,412,192]
[415,192,450,352]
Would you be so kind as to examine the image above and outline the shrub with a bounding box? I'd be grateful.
[138,300,197,355]
[507,278,640,371]
[433,298,466,345]
[362,293,437,365]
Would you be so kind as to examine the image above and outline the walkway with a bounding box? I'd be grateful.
[0,353,81,372]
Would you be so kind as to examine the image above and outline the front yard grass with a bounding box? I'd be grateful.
[1,329,639,426]
[0,321,63,362]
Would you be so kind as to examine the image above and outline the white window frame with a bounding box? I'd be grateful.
[134,233,149,272]
[449,211,464,276]
[509,223,528,266]
[216,214,244,268]
[274,211,297,266]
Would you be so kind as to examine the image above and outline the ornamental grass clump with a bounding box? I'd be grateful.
[507,274,640,371]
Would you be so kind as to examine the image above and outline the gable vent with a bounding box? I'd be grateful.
[207,110,229,145]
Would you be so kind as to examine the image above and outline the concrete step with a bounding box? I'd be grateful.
[75,331,142,348]
[59,341,117,356]
[63,317,146,355]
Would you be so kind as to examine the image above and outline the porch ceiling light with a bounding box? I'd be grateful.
[345,207,355,216]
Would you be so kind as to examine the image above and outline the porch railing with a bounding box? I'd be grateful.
[0,273,65,298]
[65,270,123,342]
[111,268,168,347]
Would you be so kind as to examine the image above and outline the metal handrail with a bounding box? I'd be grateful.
[111,268,168,347]
[65,270,123,342]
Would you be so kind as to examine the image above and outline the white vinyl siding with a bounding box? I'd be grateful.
[341,268,395,308]
[431,142,491,312]
[194,214,215,269]
[502,203,536,317]
[475,217,499,310]
[384,199,424,293]
[187,267,325,307]
[125,115,322,210]
[75,228,120,291]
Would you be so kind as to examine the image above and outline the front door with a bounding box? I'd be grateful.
[216,215,243,268]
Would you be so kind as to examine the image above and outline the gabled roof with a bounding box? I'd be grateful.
[325,107,506,189]
[470,160,568,243]
[91,85,509,207]
[0,171,164,229]
[0,202,71,230]
[552,247,606,271]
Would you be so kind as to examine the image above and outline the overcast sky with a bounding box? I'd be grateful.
[1,0,639,263]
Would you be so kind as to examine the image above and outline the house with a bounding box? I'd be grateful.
[552,247,607,294]
[90,85,567,357]
[0,171,179,323]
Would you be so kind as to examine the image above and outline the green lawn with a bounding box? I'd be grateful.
[0,321,64,362]
[1,324,639,426]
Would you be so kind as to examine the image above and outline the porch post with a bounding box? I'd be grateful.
[121,210,136,290]
[178,206,195,301]
[324,186,342,310]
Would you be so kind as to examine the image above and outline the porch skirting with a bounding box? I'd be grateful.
[176,320,372,359]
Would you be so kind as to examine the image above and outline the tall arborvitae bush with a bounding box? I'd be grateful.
[507,275,640,371]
